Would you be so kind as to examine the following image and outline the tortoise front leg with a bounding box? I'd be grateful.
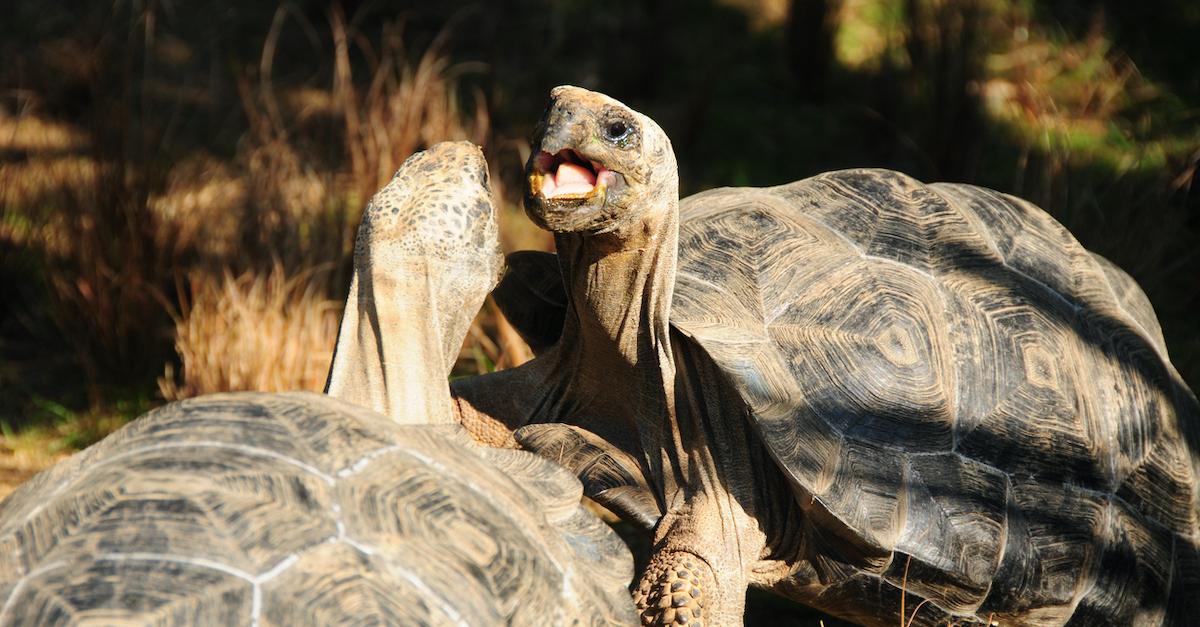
[449,360,559,447]
[634,495,763,626]
[635,548,733,627]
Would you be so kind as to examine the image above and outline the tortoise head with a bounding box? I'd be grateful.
[354,140,503,366]
[524,86,678,235]
[327,141,502,424]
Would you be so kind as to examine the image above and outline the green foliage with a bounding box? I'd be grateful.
[17,392,153,453]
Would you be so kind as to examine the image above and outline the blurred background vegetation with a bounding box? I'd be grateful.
[1,0,1196,519]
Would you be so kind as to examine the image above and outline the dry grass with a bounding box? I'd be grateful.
[159,6,520,397]
[25,161,186,405]
[0,159,101,238]
[715,0,790,31]
[327,8,489,202]
[158,263,340,400]
[145,4,543,402]
[0,110,87,153]
[147,154,248,261]
[454,298,535,376]
[982,12,1157,158]
[1,0,1190,444]
[0,1,518,424]
[0,397,148,500]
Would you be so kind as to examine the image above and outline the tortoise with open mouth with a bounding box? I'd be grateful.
[451,87,1200,626]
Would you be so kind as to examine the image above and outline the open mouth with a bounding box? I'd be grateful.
[530,149,616,200]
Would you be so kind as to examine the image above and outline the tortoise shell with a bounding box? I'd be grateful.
[0,392,636,625]
[669,169,1199,623]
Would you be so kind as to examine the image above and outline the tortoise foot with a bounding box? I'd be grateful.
[634,551,713,626]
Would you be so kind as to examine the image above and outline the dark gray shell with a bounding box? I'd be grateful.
[0,392,636,626]
[671,169,1200,625]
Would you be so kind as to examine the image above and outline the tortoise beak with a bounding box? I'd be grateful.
[528,148,619,201]
[527,95,623,202]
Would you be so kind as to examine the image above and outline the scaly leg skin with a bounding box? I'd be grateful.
[635,551,719,626]
[633,503,755,626]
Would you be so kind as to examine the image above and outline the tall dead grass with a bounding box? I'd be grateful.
[326,7,489,202]
[159,264,339,400]
[1,1,520,420]
[158,5,517,399]
[12,141,189,406]
[1,5,201,407]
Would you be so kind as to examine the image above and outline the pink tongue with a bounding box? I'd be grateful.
[551,182,594,196]
[556,162,596,186]
[549,162,595,196]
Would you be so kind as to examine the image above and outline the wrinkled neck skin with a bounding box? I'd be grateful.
[550,205,679,453]
[326,249,469,426]
[451,187,796,625]
[452,199,679,452]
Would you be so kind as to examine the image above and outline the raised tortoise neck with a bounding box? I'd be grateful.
[446,199,682,447]
[325,255,459,425]
[536,194,681,489]
[324,141,502,429]
[554,208,678,383]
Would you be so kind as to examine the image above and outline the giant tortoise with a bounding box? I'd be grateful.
[0,142,636,626]
[450,88,1200,626]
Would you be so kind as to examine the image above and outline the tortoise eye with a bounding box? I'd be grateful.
[604,120,631,142]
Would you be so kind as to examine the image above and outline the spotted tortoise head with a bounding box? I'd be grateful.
[326,140,502,424]
[358,140,503,364]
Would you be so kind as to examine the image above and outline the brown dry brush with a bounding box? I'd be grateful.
[2,1,518,419]
[159,262,340,400]
[327,5,490,203]
[158,4,517,399]
[11,0,1193,419]
[0,6,194,408]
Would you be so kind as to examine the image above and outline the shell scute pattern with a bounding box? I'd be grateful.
[1088,252,1168,353]
[773,261,956,452]
[333,442,569,623]
[934,183,1101,308]
[15,557,254,625]
[0,392,637,625]
[975,481,1106,619]
[38,456,336,576]
[1117,430,1197,532]
[815,439,905,563]
[673,168,1200,620]
[889,452,1007,610]
[259,543,439,626]
[781,169,1001,276]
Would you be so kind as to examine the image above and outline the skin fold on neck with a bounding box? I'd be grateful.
[450,197,680,462]
[505,165,775,624]
[551,207,680,490]
[555,209,678,407]
[441,88,803,625]
[450,88,805,625]
[326,254,461,425]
